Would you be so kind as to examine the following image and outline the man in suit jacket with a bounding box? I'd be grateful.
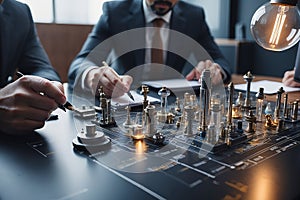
[68,0,231,97]
[0,0,66,135]
[282,43,300,87]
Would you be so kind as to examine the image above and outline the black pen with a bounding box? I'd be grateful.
[102,61,135,101]
[16,71,74,112]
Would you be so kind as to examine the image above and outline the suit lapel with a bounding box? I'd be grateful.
[128,0,145,67]
[167,4,187,70]
[0,1,12,85]
[128,0,145,29]
[0,4,4,84]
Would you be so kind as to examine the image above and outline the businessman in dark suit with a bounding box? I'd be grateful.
[0,0,66,135]
[282,43,300,87]
[68,0,231,97]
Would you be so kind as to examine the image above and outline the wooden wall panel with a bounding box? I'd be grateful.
[36,23,93,82]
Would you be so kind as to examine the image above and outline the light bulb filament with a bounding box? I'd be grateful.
[269,6,287,46]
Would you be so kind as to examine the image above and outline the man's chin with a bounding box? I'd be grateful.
[155,9,170,16]
[151,1,173,16]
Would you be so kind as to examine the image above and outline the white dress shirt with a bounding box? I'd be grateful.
[142,0,171,64]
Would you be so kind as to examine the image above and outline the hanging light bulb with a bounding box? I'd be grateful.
[250,0,300,51]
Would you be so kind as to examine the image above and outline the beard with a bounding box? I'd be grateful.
[150,0,174,16]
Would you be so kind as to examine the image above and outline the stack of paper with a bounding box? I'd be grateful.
[142,79,201,93]
[111,90,160,107]
[234,80,300,94]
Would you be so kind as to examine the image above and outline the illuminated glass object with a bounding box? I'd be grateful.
[255,88,265,122]
[250,0,300,51]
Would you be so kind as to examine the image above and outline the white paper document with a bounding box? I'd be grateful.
[142,79,201,91]
[111,90,160,107]
[234,80,300,94]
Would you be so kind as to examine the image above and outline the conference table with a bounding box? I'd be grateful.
[0,74,300,200]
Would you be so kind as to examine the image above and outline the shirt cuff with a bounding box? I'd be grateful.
[81,66,99,91]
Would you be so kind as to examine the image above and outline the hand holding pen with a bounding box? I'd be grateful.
[16,71,74,111]
[102,61,134,101]
[0,72,70,135]
[85,61,134,99]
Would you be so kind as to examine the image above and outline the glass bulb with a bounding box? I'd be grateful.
[250,2,300,51]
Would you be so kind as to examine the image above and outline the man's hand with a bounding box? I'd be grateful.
[282,69,300,87]
[0,75,66,135]
[86,66,133,97]
[186,60,223,85]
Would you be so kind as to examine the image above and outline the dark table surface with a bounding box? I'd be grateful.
[1,76,300,200]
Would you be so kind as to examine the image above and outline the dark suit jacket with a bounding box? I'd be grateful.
[294,43,300,82]
[68,0,231,88]
[0,0,60,88]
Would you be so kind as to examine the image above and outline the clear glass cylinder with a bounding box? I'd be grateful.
[256,99,264,122]
[209,104,222,139]
[158,87,170,114]
[132,113,145,140]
